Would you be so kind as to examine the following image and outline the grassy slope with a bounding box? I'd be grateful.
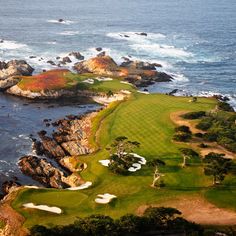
[12,93,236,227]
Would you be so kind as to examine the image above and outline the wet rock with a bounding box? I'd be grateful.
[136,32,148,36]
[58,19,64,23]
[0,61,7,70]
[29,56,36,59]
[56,56,60,60]
[68,52,84,60]
[169,89,179,96]
[40,135,66,159]
[96,47,103,52]
[47,60,56,66]
[97,51,106,57]
[213,95,230,102]
[121,60,162,70]
[62,56,72,64]
[18,155,69,188]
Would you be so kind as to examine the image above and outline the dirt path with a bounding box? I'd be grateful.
[170,111,236,159]
[137,195,236,225]
[0,188,28,236]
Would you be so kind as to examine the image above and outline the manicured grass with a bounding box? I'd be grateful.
[12,93,236,228]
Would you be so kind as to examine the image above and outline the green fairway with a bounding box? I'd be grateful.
[12,93,236,227]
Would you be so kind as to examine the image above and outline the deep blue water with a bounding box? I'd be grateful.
[0,0,235,185]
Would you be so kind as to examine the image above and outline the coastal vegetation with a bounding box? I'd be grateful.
[30,207,202,236]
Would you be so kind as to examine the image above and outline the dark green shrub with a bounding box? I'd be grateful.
[173,133,192,142]
[175,125,191,134]
[181,111,206,119]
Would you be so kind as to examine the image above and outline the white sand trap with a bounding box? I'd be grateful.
[95,193,117,204]
[130,153,147,165]
[120,90,131,94]
[67,181,92,190]
[99,159,111,167]
[23,203,62,214]
[128,153,147,172]
[93,94,125,104]
[24,185,40,189]
[83,78,94,84]
[121,81,132,85]
[96,77,113,82]
[137,90,150,94]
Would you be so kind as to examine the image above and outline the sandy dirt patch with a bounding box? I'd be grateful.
[136,195,236,225]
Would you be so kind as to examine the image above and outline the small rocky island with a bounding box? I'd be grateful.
[0,55,172,100]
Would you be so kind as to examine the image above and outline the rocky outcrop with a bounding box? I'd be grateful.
[0,60,34,90]
[0,76,20,90]
[73,55,172,87]
[50,112,96,156]
[7,85,77,99]
[74,55,120,76]
[39,135,67,160]
[120,60,162,70]
[18,156,69,189]
[69,51,84,60]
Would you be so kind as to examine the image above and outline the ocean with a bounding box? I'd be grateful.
[0,0,235,186]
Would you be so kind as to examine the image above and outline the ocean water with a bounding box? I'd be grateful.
[0,0,235,185]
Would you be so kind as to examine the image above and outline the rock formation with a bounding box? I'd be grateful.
[0,60,34,90]
[18,156,69,189]
[73,55,173,87]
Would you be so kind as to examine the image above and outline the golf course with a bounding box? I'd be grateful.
[11,92,236,228]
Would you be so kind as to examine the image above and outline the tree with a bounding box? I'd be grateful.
[110,136,140,159]
[144,207,181,226]
[106,90,114,98]
[179,148,199,168]
[203,152,232,185]
[147,159,165,188]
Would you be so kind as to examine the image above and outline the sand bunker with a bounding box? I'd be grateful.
[24,185,40,189]
[96,77,113,82]
[99,159,110,167]
[120,90,132,94]
[128,163,142,172]
[120,81,132,85]
[67,181,92,190]
[23,203,62,214]
[99,153,146,172]
[137,90,149,94]
[83,78,94,84]
[95,193,117,204]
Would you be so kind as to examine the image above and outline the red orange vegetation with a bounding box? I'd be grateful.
[17,69,74,92]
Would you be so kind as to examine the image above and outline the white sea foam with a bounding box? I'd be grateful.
[46,41,57,45]
[171,73,189,82]
[131,43,193,58]
[0,40,27,50]
[58,31,80,36]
